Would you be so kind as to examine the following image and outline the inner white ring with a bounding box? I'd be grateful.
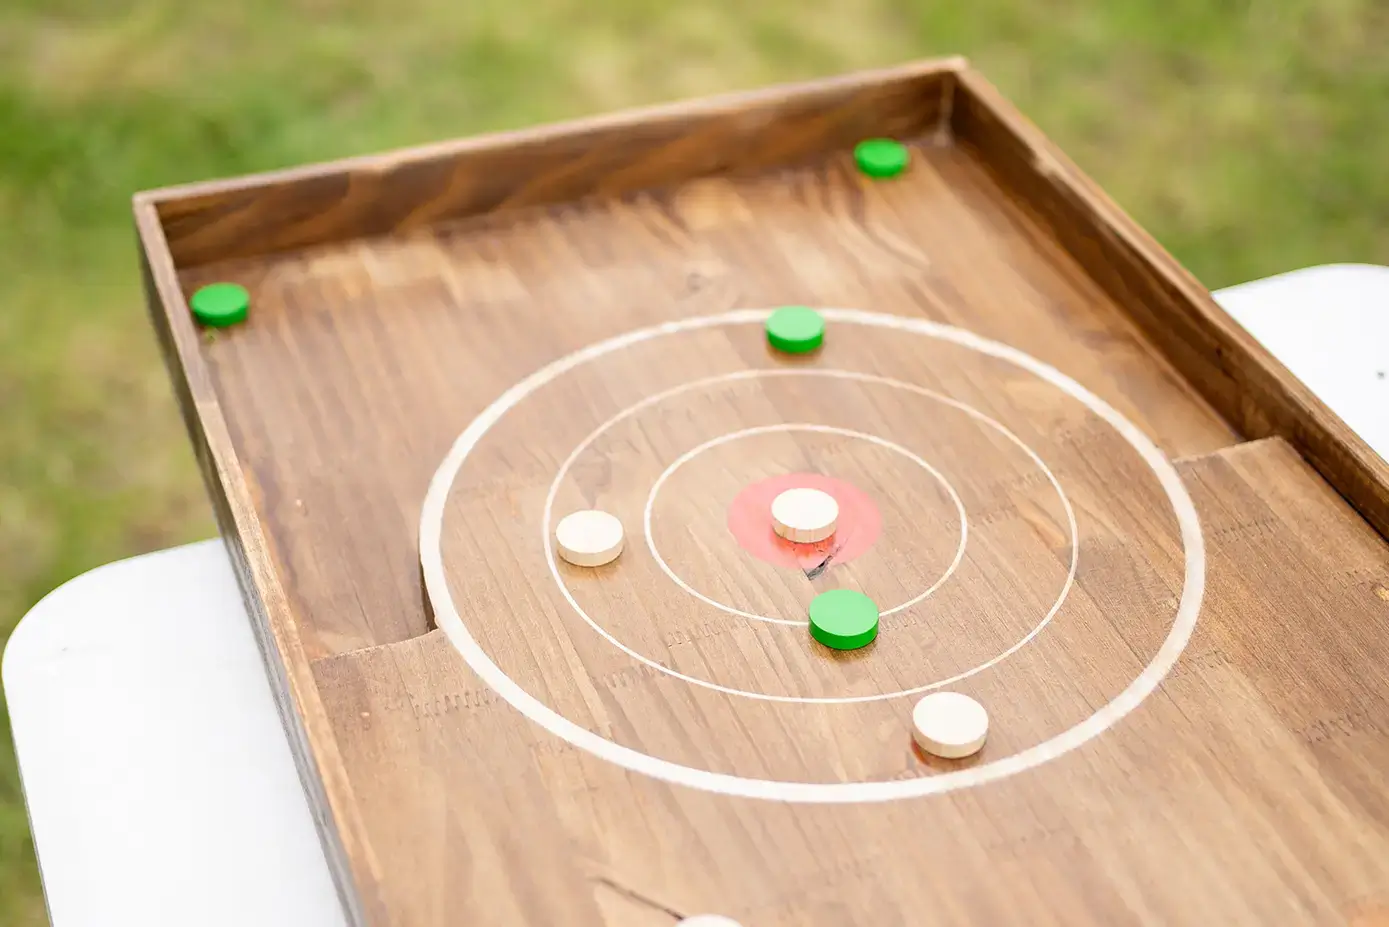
[420,308,1205,802]
[636,369,1079,625]
[643,421,968,626]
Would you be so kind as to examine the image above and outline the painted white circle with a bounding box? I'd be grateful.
[912,692,989,759]
[645,421,960,629]
[420,308,1205,802]
[639,382,1073,628]
[771,487,839,542]
[647,417,972,628]
[554,509,624,567]
[677,916,744,927]
[551,411,1073,703]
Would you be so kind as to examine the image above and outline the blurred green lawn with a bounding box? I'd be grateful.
[1,1,1385,921]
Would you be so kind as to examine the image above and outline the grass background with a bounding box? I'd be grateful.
[1,1,1385,921]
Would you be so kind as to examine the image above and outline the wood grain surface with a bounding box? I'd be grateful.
[951,68,1389,543]
[314,436,1389,926]
[173,138,1235,660]
[135,60,1389,926]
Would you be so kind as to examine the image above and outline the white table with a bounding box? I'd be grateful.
[4,543,346,927]
[1214,264,1388,457]
[6,264,1387,926]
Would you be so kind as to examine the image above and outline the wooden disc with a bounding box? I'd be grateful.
[770,487,839,543]
[554,510,624,567]
[912,691,988,759]
[808,589,880,651]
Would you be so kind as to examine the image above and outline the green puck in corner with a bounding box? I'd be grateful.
[808,589,879,651]
[854,138,910,179]
[190,282,250,328]
[765,306,825,355]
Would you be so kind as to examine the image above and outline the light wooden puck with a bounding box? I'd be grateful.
[770,487,839,543]
[677,917,744,927]
[554,510,624,567]
[912,691,988,759]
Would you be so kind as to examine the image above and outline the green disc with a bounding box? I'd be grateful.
[190,282,250,328]
[808,589,879,651]
[765,306,825,354]
[854,138,910,179]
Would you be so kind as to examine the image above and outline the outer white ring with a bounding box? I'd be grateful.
[420,308,1205,802]
[642,420,968,626]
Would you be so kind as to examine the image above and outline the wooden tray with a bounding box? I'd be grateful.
[135,58,1389,926]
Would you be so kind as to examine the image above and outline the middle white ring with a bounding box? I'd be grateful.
[543,367,1081,704]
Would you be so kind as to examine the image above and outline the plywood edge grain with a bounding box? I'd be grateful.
[1178,435,1317,474]
[138,57,966,267]
[1173,434,1287,468]
[949,68,1389,543]
[133,195,383,927]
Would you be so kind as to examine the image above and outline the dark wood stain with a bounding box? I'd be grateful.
[135,59,1389,925]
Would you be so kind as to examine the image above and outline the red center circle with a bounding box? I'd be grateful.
[726,473,882,571]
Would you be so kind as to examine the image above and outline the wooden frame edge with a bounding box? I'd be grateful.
[139,57,967,267]
[138,56,969,206]
[133,194,384,926]
[949,67,1389,540]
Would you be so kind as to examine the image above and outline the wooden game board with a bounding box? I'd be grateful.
[135,59,1389,926]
